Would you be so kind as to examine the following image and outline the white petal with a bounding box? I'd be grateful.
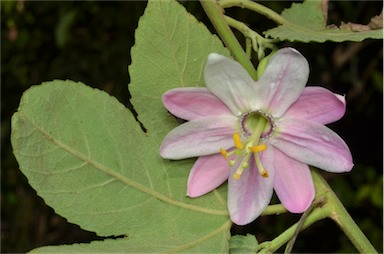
[255,48,309,117]
[204,53,257,115]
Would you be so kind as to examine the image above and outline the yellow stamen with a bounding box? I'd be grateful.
[224,130,269,180]
[233,167,245,180]
[233,133,244,150]
[261,169,269,177]
[233,172,241,180]
[248,144,267,153]
[232,161,249,180]
[220,148,228,159]
[255,153,269,178]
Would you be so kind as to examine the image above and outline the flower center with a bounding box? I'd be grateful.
[220,111,275,180]
[240,110,275,139]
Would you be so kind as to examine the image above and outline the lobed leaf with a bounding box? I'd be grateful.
[11,0,232,252]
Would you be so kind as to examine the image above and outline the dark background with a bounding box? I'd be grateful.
[2,1,382,253]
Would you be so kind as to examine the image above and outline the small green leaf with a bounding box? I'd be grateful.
[265,0,383,42]
[229,234,258,254]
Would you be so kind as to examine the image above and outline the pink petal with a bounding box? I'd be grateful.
[284,86,346,124]
[160,116,237,159]
[204,53,257,116]
[163,87,232,120]
[187,153,230,197]
[273,148,314,213]
[255,48,309,117]
[271,119,353,173]
[227,148,275,225]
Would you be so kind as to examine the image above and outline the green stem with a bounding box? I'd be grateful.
[223,15,277,59]
[311,171,378,253]
[200,0,258,79]
[223,15,276,44]
[261,204,287,216]
[284,197,326,254]
[256,205,329,253]
[245,37,252,58]
[218,0,286,25]
[256,170,377,253]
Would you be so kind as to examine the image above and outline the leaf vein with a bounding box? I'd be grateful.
[20,111,228,216]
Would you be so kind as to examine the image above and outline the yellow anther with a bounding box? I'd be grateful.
[229,160,235,166]
[255,152,269,178]
[233,173,241,180]
[260,169,269,178]
[248,144,267,153]
[232,161,249,180]
[233,133,244,150]
[220,148,228,159]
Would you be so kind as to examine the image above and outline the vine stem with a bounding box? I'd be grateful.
[256,201,329,253]
[223,15,277,59]
[311,171,378,253]
[261,204,287,216]
[200,0,258,80]
[284,197,326,254]
[256,170,377,253]
[218,0,286,25]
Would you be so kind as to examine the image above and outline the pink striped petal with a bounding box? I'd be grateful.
[228,148,275,225]
[204,53,257,116]
[162,87,232,120]
[284,87,346,124]
[187,153,230,197]
[160,116,237,159]
[273,148,314,213]
[255,48,309,117]
[271,119,353,173]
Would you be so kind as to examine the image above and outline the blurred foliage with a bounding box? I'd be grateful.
[1,1,382,253]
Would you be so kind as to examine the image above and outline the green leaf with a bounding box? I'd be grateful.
[12,80,230,252]
[29,230,231,254]
[229,234,258,254]
[11,0,233,252]
[264,0,383,42]
[129,0,230,134]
